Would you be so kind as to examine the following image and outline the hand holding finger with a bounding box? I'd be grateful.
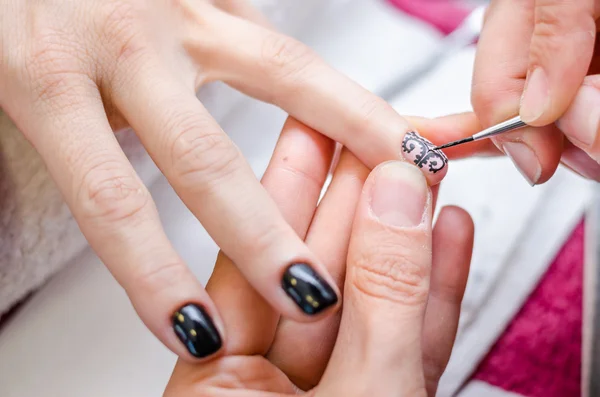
[318,161,433,396]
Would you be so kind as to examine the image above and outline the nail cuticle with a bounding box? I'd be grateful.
[173,304,222,358]
[282,263,338,315]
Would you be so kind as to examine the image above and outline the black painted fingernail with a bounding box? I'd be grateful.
[172,304,222,358]
[282,263,338,315]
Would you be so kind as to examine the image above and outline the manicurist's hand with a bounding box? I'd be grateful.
[164,120,474,396]
[0,0,451,361]
[471,0,600,183]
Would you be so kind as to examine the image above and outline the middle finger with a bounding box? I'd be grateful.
[207,118,335,356]
[112,57,341,322]
[267,149,370,390]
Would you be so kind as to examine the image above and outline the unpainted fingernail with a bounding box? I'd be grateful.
[520,67,550,123]
[561,143,600,181]
[556,85,600,148]
[370,161,428,227]
[502,142,542,186]
[282,263,338,315]
[173,304,222,358]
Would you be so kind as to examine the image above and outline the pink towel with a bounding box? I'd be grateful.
[386,0,470,35]
[473,221,584,397]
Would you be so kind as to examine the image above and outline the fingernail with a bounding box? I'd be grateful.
[561,143,600,181]
[401,131,449,177]
[173,304,222,358]
[282,263,338,315]
[370,161,428,227]
[502,142,542,186]
[520,67,550,123]
[556,85,599,147]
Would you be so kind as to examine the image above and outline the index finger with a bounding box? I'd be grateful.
[182,2,449,185]
[471,0,563,185]
[520,0,596,126]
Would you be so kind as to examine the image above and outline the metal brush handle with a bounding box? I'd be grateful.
[471,116,527,141]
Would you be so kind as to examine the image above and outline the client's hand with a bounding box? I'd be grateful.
[164,119,475,396]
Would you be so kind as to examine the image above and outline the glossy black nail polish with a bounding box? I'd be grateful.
[282,263,338,315]
[172,304,222,358]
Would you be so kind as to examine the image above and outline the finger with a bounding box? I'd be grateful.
[210,0,271,27]
[182,2,449,185]
[472,0,563,185]
[519,0,596,126]
[556,75,600,163]
[560,140,600,181]
[422,206,474,396]
[267,149,370,390]
[320,161,433,395]
[406,113,501,159]
[112,60,340,322]
[22,80,224,361]
[207,118,335,357]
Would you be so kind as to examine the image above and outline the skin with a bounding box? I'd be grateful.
[164,119,475,397]
[470,0,600,184]
[0,0,452,362]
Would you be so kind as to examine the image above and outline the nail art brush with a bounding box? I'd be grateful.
[433,115,527,151]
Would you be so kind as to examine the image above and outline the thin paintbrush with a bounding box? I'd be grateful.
[433,115,527,150]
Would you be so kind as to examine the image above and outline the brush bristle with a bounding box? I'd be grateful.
[433,136,474,150]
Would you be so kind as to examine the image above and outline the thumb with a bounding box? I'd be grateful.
[520,0,596,126]
[318,161,432,397]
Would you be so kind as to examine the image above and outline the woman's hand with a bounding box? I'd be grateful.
[164,120,474,396]
[0,0,450,361]
[471,0,600,184]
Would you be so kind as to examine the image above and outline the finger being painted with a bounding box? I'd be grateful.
[181,2,449,185]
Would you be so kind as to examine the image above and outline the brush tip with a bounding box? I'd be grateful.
[433,137,474,151]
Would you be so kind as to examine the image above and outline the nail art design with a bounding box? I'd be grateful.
[173,304,222,358]
[402,132,448,174]
[282,263,338,315]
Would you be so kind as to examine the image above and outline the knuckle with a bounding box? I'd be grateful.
[261,33,317,84]
[351,95,390,134]
[534,4,570,39]
[167,113,240,189]
[532,6,596,53]
[27,45,88,104]
[128,260,189,296]
[96,0,148,67]
[77,157,150,223]
[350,238,430,305]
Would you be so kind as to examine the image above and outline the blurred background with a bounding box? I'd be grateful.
[0,1,596,396]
